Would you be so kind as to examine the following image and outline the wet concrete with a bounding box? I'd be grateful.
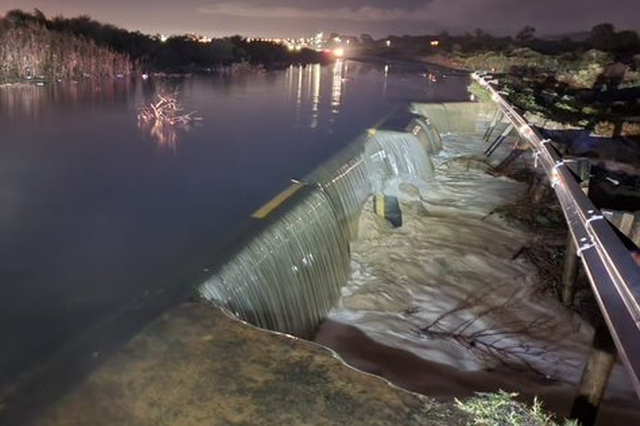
[30,303,469,426]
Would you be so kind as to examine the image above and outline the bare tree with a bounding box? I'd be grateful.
[415,290,566,377]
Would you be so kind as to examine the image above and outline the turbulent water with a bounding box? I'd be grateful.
[0,59,475,393]
[319,103,639,420]
[200,185,350,338]
[199,111,442,336]
[197,99,640,422]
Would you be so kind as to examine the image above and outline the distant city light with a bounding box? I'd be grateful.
[333,48,345,57]
[385,40,391,47]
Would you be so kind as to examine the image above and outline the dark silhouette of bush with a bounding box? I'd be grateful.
[0,8,326,80]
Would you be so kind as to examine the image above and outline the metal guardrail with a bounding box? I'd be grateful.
[473,72,640,398]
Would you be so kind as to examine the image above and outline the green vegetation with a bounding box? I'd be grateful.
[456,391,579,426]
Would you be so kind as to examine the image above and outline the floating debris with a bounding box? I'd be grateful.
[138,93,201,126]
[138,93,202,150]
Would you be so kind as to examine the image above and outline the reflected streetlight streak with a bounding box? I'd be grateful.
[294,64,303,127]
[331,60,344,116]
[310,63,321,129]
[383,64,389,98]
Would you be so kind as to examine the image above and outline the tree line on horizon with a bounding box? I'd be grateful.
[360,23,640,59]
[0,9,326,82]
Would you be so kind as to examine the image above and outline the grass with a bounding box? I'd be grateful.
[468,81,493,103]
[456,391,579,426]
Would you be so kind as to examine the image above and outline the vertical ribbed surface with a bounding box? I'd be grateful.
[199,114,442,338]
[412,117,443,154]
[199,187,350,338]
[368,130,435,181]
[306,139,372,240]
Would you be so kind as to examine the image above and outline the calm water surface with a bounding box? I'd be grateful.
[0,60,469,391]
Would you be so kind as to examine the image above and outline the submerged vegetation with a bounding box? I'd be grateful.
[0,10,131,82]
[0,9,327,83]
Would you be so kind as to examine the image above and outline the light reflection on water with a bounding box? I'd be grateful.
[0,60,469,392]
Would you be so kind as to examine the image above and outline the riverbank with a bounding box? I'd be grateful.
[24,302,573,426]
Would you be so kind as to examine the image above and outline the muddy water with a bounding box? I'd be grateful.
[316,113,640,423]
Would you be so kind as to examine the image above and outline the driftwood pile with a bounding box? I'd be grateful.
[138,93,201,126]
[137,93,201,149]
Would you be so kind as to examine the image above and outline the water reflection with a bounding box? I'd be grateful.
[331,60,344,116]
[310,64,321,129]
[284,62,352,131]
[0,60,471,399]
[0,79,133,122]
[137,92,201,153]
[138,120,180,153]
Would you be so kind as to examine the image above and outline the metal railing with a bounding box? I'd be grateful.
[473,72,640,398]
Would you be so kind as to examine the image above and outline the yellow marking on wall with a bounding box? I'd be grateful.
[367,128,377,136]
[374,193,385,218]
[251,182,305,219]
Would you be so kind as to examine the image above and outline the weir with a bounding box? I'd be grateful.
[199,110,441,337]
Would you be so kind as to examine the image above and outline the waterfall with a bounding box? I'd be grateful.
[199,183,350,338]
[411,116,443,154]
[199,111,440,338]
[366,130,435,182]
[305,139,373,240]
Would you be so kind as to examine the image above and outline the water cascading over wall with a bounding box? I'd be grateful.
[410,102,497,135]
[199,183,350,338]
[199,110,440,337]
[409,116,443,154]
[304,138,374,240]
[366,130,435,181]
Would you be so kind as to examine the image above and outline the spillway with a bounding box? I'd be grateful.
[199,110,441,337]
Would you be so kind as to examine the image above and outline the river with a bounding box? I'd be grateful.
[0,60,469,395]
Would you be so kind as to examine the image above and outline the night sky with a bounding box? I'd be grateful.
[0,0,637,38]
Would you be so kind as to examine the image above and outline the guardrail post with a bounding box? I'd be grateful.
[530,173,549,204]
[561,235,579,306]
[475,73,640,404]
[484,123,514,157]
[560,158,591,306]
[570,322,617,426]
[482,109,503,142]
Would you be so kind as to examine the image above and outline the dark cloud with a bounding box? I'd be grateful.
[222,0,434,11]
[0,0,637,37]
